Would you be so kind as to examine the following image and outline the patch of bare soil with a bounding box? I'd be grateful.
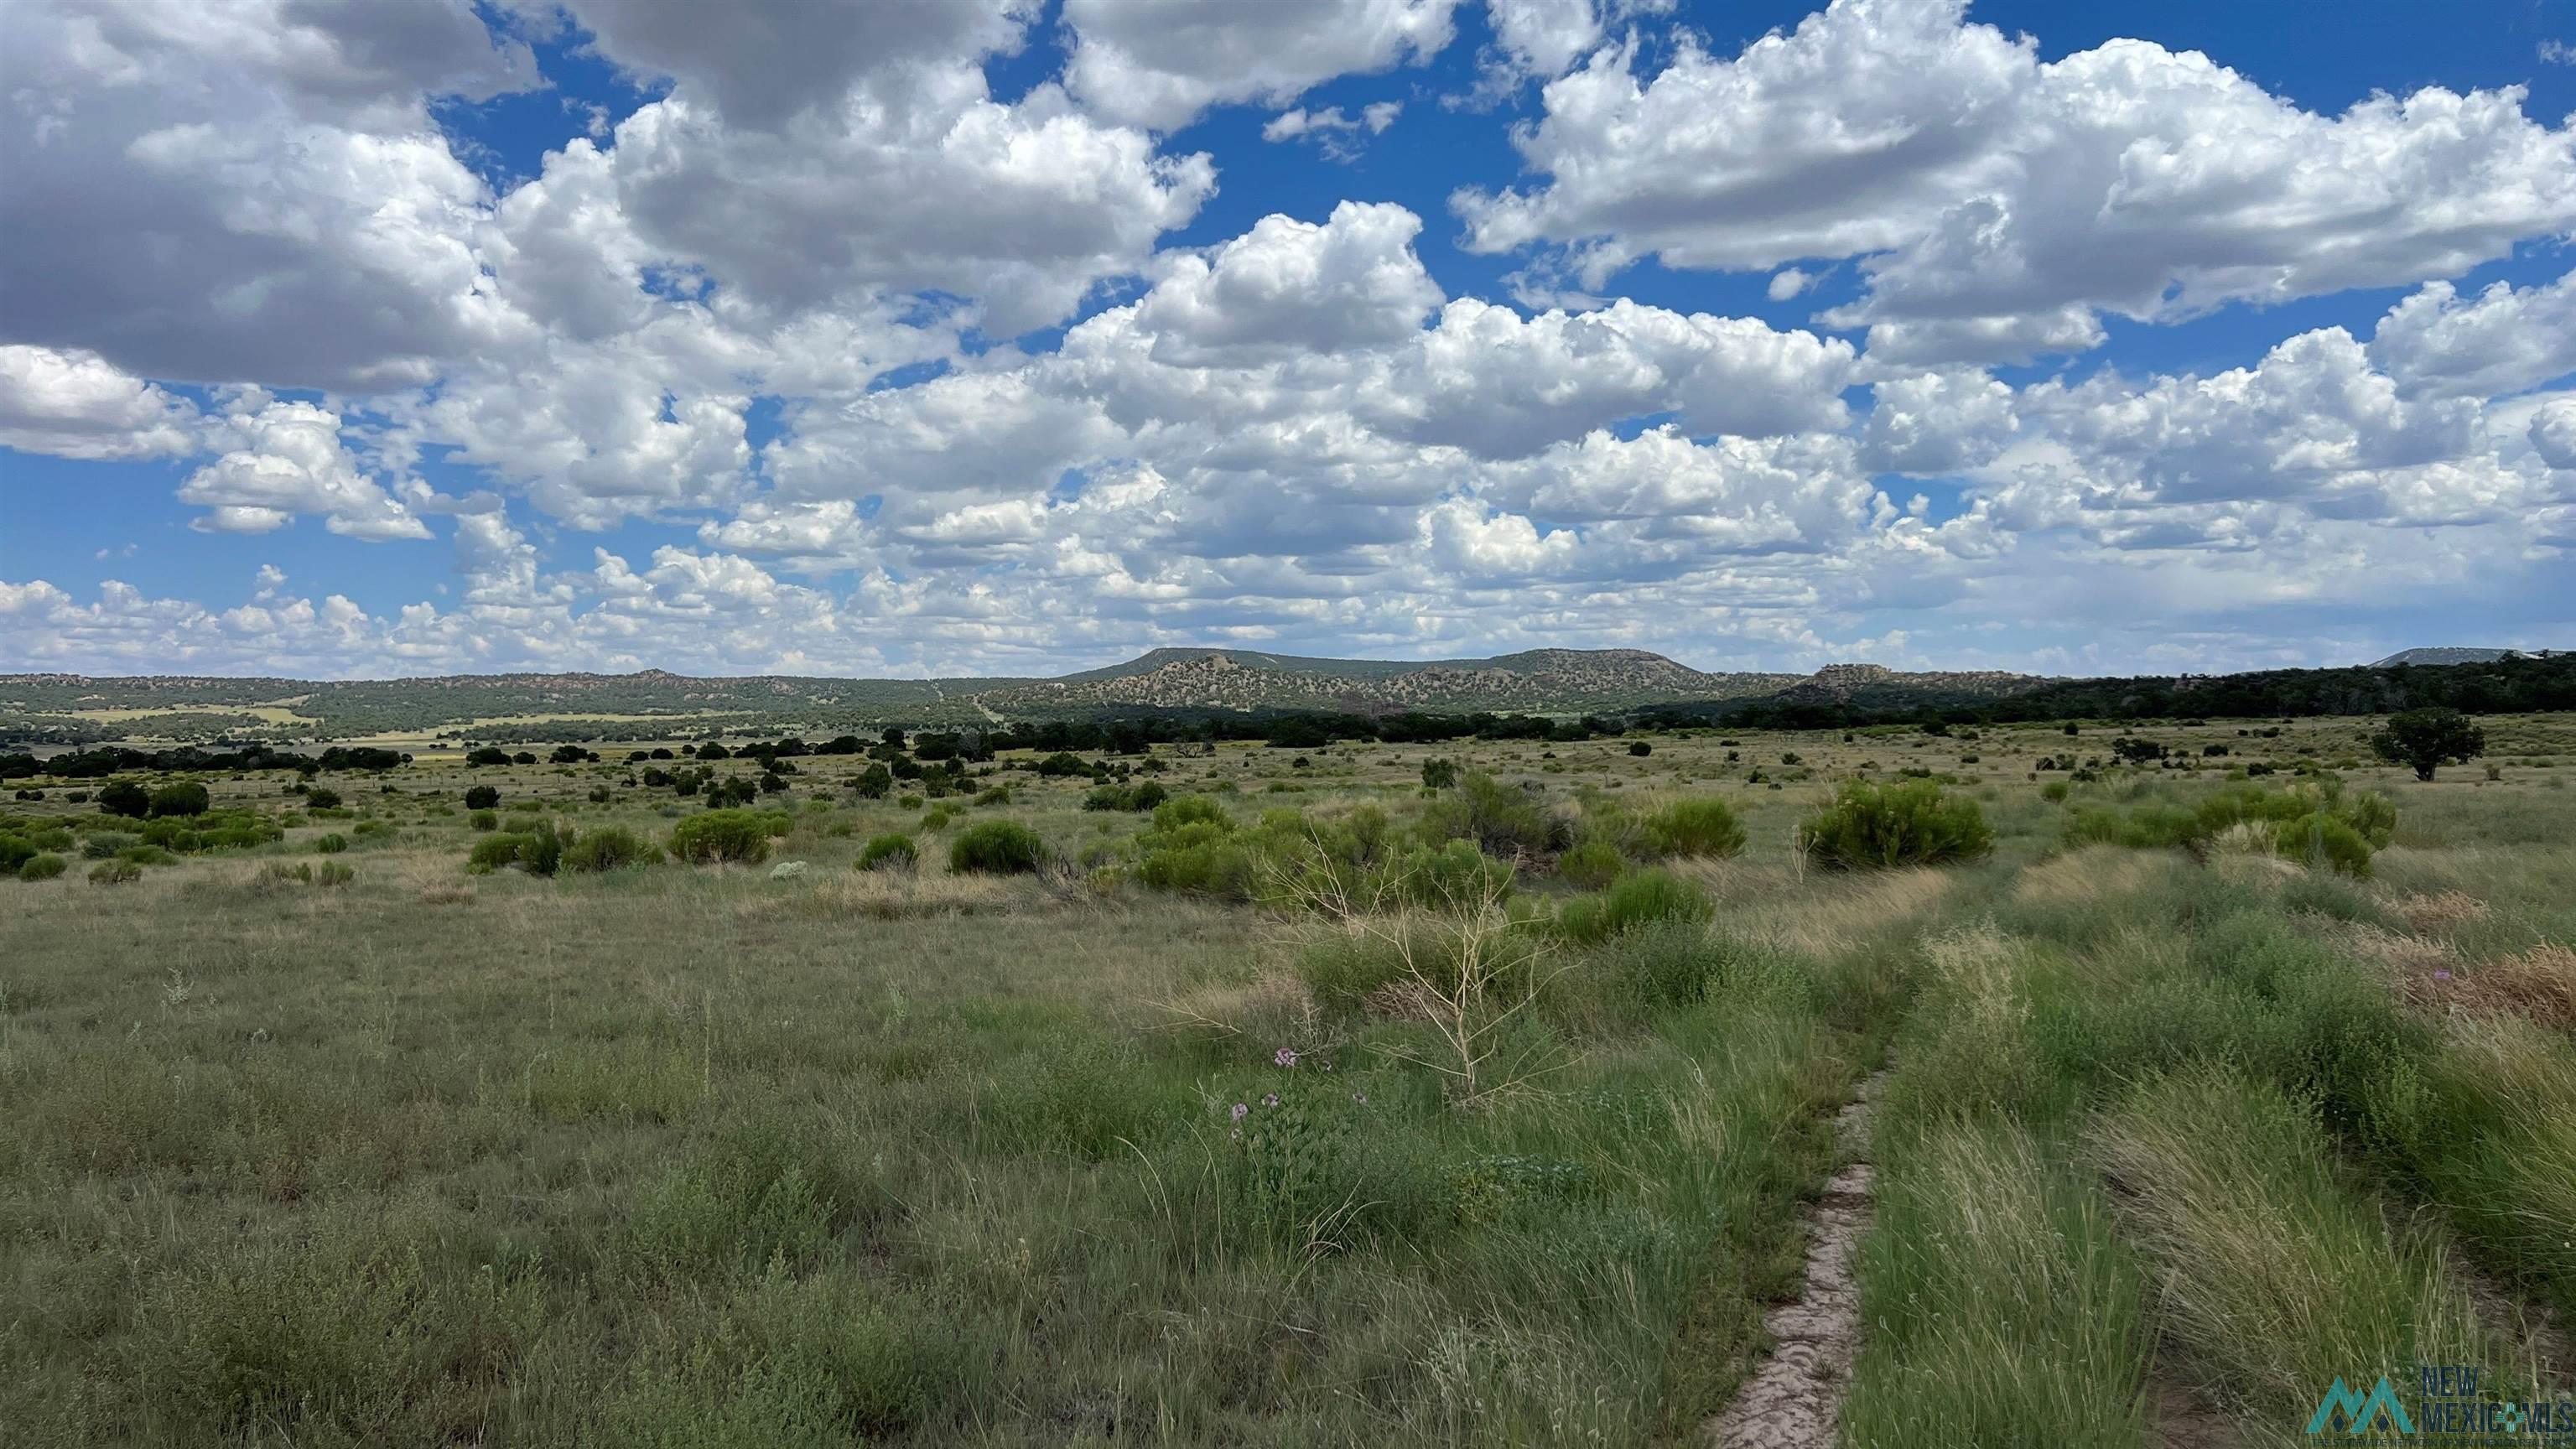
[2150,1373,2241,1449]
[1703,1069,1885,1448]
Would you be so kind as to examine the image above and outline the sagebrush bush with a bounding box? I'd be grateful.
[467,808,499,832]
[314,834,349,854]
[950,819,1045,875]
[564,825,659,873]
[1641,797,1745,859]
[858,833,918,871]
[16,852,67,881]
[668,809,772,865]
[1798,780,1995,870]
[89,858,143,885]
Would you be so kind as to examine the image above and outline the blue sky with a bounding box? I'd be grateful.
[3,0,2574,679]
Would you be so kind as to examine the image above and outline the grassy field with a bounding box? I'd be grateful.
[3,714,2574,1446]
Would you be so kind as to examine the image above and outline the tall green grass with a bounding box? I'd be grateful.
[2091,1067,2501,1422]
[1844,1120,2148,1449]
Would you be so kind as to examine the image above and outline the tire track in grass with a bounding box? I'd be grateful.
[1702,1066,1886,1448]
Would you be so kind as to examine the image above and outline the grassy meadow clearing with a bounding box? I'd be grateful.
[4,714,2576,1446]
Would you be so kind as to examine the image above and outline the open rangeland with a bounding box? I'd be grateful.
[5,717,2575,1446]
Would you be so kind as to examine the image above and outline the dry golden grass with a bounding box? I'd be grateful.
[769,865,1023,921]
[1152,969,1317,1041]
[2395,890,2493,933]
[1754,865,1950,960]
[2454,943,2576,1032]
[2012,844,2172,904]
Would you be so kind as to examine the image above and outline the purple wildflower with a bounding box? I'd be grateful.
[2433,968,2454,983]
[1229,1102,1249,1121]
[1275,1046,1300,1068]
[1262,1092,1280,1108]
[1351,1091,1367,1104]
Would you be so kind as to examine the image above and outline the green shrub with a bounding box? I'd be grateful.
[1418,771,1568,859]
[1556,839,1625,890]
[17,852,67,881]
[564,826,660,874]
[1151,795,1228,830]
[314,861,354,887]
[1640,797,1745,859]
[858,834,918,871]
[304,787,342,810]
[98,780,150,818]
[950,820,1045,875]
[2275,813,2373,877]
[314,834,349,854]
[917,804,958,832]
[89,858,143,885]
[468,809,499,832]
[1557,868,1711,944]
[1132,815,1251,897]
[1627,740,1652,757]
[669,810,772,866]
[1798,780,1995,869]
[148,782,210,818]
[82,831,138,860]
[517,821,565,877]
[1374,839,1514,910]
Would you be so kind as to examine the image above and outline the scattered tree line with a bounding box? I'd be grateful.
[0,743,408,781]
[1639,653,2576,732]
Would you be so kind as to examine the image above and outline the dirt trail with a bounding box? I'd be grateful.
[1703,1067,1887,1449]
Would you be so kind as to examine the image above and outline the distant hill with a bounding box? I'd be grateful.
[2372,647,2563,667]
[12,647,2576,744]
[0,649,2046,740]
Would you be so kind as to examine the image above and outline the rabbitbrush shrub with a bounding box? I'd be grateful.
[668,809,771,866]
[858,833,918,871]
[564,826,659,873]
[949,820,1044,875]
[1798,779,1995,870]
[1641,797,1746,859]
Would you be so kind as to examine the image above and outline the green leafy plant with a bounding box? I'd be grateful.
[858,834,919,872]
[1798,780,1995,870]
[949,820,1045,875]
[668,810,772,866]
